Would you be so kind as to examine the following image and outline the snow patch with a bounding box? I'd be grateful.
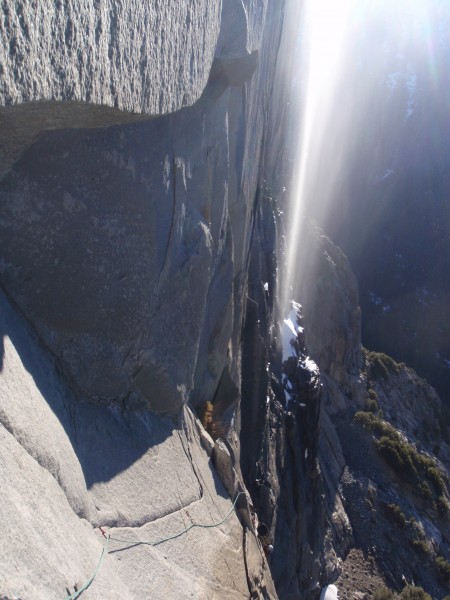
[281,306,302,362]
[301,355,319,375]
[281,303,306,410]
[320,584,339,600]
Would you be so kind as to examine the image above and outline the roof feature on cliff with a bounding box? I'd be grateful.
[0,0,221,115]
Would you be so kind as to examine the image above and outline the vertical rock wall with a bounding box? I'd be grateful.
[0,1,302,598]
[0,0,291,418]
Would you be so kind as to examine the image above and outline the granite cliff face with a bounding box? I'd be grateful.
[0,1,294,598]
[0,0,221,112]
[0,0,286,417]
[2,2,449,600]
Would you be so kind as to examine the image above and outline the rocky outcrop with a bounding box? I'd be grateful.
[237,191,330,598]
[291,230,450,599]
[334,365,450,599]
[291,226,362,386]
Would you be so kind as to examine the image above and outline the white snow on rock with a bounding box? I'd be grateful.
[281,308,298,362]
[281,303,302,407]
[301,356,319,375]
[281,304,302,362]
[320,584,339,600]
[281,302,318,409]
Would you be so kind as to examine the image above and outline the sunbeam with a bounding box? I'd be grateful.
[281,0,356,313]
[281,0,445,314]
[280,0,450,401]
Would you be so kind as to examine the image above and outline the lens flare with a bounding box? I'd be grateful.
[281,0,356,313]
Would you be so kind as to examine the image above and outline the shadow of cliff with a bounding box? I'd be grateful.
[0,49,243,504]
[0,285,172,488]
[0,100,156,180]
[68,401,174,490]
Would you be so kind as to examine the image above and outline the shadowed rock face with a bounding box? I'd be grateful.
[0,0,264,178]
[0,0,219,179]
[239,220,327,597]
[0,0,286,416]
[0,105,223,414]
[293,226,363,386]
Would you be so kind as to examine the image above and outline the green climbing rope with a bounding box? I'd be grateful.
[63,535,110,600]
[61,492,244,599]
[108,491,245,547]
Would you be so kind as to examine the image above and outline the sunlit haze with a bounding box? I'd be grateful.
[281,0,448,315]
[279,0,450,398]
[281,0,356,312]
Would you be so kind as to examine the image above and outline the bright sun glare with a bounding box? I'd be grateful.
[281,0,437,315]
[282,0,355,313]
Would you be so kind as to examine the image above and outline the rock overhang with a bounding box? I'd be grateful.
[0,0,222,115]
[0,0,274,417]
